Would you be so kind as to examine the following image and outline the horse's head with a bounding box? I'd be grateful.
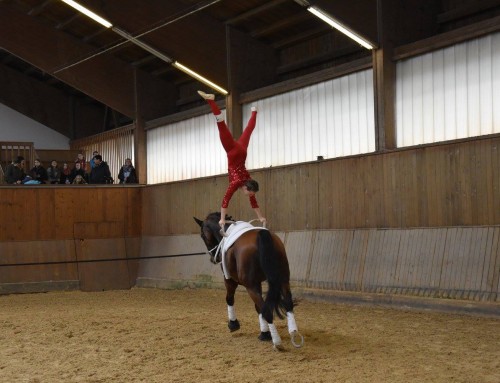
[193,212,233,264]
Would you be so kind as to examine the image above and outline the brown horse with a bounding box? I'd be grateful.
[194,212,303,350]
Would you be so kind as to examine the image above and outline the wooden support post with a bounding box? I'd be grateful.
[134,69,147,184]
[373,0,397,151]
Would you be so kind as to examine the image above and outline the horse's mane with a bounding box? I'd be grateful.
[206,212,234,222]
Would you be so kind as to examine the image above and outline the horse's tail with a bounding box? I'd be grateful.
[258,230,287,320]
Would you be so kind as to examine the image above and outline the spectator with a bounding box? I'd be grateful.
[46,160,61,184]
[90,151,99,169]
[118,158,138,184]
[4,156,26,184]
[60,162,72,184]
[75,152,87,173]
[30,159,48,184]
[89,155,112,184]
[72,174,87,184]
[70,161,88,184]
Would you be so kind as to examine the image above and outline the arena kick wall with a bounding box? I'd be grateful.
[0,186,141,293]
[137,135,500,315]
[0,137,498,314]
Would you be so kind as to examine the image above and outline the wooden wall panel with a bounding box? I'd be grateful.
[282,231,313,285]
[137,234,221,290]
[141,135,500,235]
[308,230,353,290]
[0,240,77,283]
[1,136,499,303]
[0,186,142,241]
[137,226,499,303]
[75,237,130,292]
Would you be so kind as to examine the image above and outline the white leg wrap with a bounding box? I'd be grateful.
[227,305,236,321]
[258,314,269,332]
[268,323,282,346]
[286,312,298,334]
[215,113,224,123]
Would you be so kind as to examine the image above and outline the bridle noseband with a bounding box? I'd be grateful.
[204,221,225,264]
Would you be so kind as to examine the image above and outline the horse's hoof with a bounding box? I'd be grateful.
[290,330,304,348]
[258,331,272,342]
[273,343,285,351]
[228,319,240,332]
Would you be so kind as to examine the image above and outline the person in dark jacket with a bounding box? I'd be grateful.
[4,156,26,184]
[89,155,112,184]
[117,158,138,184]
[69,161,88,184]
[60,162,72,184]
[46,160,61,184]
[30,159,48,184]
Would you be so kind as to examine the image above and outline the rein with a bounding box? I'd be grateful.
[208,242,224,264]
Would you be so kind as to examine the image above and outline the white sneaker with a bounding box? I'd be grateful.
[251,106,257,112]
[198,90,215,100]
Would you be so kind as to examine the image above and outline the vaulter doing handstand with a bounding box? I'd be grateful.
[198,90,266,228]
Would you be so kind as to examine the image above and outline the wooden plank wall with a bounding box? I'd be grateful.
[301,227,500,302]
[136,136,500,304]
[0,186,142,293]
[143,136,500,235]
[137,226,499,302]
[1,135,499,305]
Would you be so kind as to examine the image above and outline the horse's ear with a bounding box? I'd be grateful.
[193,217,203,227]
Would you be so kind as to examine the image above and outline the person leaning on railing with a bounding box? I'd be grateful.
[4,156,26,184]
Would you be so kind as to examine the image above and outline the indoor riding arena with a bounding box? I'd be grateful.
[1,1,499,383]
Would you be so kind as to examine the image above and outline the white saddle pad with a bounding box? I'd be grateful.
[220,221,268,279]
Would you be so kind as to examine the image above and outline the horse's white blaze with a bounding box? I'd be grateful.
[258,313,270,332]
[227,305,236,321]
[286,311,298,333]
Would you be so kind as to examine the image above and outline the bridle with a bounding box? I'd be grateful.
[203,220,228,264]
[207,242,223,264]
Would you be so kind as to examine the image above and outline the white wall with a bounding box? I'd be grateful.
[0,103,70,149]
[244,70,375,169]
[396,31,500,147]
[147,69,375,184]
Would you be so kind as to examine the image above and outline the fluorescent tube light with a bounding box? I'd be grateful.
[308,6,374,50]
[61,0,113,28]
[173,62,229,95]
[60,0,228,95]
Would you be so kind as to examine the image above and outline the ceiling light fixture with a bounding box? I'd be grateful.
[59,0,228,95]
[61,0,112,28]
[173,62,228,95]
[307,6,375,50]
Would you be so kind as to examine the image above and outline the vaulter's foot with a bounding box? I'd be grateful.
[251,106,257,112]
[198,90,215,100]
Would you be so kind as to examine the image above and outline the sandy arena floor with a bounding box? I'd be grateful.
[0,288,499,383]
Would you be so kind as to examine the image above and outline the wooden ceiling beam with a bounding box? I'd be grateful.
[0,3,174,120]
[273,25,331,49]
[56,13,81,30]
[251,13,310,39]
[437,0,500,24]
[226,0,289,26]
[28,0,53,16]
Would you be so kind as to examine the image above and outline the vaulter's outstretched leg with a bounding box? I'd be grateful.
[198,91,235,153]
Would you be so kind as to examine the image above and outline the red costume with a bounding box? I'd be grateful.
[204,99,258,209]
